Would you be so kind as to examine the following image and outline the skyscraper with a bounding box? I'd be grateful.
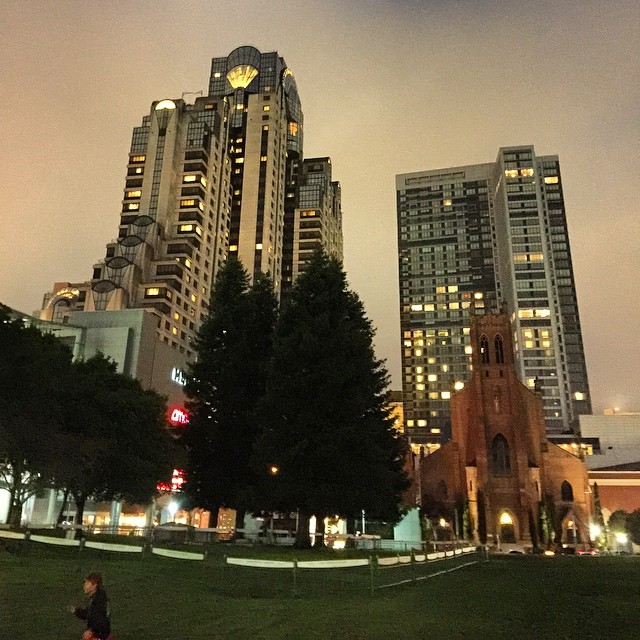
[40,47,342,357]
[397,145,591,444]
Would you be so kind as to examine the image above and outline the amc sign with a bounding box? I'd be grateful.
[168,407,189,427]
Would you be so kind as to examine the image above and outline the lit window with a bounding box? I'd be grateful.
[172,327,178,335]
[416,366,423,373]
[441,391,451,400]
[406,420,414,427]
[447,285,458,293]
[449,302,460,310]
[230,245,238,252]
[443,199,452,206]
[417,419,427,427]
[574,392,585,401]
[262,125,269,131]
[529,253,544,262]
[179,224,194,232]
[425,304,435,311]
[125,190,142,198]
[504,169,518,178]
[431,428,441,434]
[126,203,139,211]
[414,349,422,357]
[191,294,197,303]
[263,105,270,111]
[256,243,263,250]
[544,176,559,184]
[513,253,528,263]
[146,287,160,296]
[180,199,196,207]
[441,364,448,373]
[454,381,464,391]
[428,374,437,382]
[184,259,192,269]
[429,392,439,399]
[173,312,180,321]
[416,384,425,391]
[131,155,146,163]
[183,175,197,183]
[474,292,483,299]
[214,72,221,78]
[235,103,244,110]
[463,327,470,335]
[436,286,446,294]
[524,340,534,348]
[133,167,143,174]
[411,304,423,311]
[534,308,551,318]
[235,157,244,163]
[404,340,411,347]
[465,345,473,354]
[520,168,534,177]
[518,309,534,318]
[260,156,268,161]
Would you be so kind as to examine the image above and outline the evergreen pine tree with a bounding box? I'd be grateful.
[251,252,409,546]
[183,259,277,517]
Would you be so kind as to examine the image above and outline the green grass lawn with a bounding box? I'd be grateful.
[1,542,639,639]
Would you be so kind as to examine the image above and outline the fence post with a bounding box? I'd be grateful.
[411,550,416,584]
[369,556,375,596]
[292,559,298,597]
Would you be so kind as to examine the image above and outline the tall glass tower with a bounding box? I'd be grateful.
[397,146,591,445]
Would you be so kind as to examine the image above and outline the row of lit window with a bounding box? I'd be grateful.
[504,168,534,178]
[517,308,551,319]
[183,174,208,187]
[513,252,544,263]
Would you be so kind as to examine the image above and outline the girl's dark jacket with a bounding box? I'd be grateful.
[74,588,111,639]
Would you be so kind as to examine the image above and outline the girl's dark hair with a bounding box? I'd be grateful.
[85,572,104,589]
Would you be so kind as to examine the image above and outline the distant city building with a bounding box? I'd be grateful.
[397,145,591,444]
[580,412,640,470]
[39,46,342,356]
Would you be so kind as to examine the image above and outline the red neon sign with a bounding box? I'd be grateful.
[168,407,189,426]
[157,468,186,494]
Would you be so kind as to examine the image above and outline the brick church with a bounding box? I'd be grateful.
[420,310,593,549]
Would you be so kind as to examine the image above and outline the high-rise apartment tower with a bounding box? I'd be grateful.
[40,47,342,356]
[397,145,591,444]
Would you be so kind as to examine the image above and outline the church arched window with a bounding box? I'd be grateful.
[495,334,505,364]
[480,334,490,364]
[561,480,574,502]
[491,434,511,474]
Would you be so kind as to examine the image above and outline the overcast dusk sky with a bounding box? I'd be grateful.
[0,0,638,413]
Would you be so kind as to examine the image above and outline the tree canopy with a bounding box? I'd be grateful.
[251,252,409,539]
[0,305,72,525]
[182,259,277,515]
[56,354,175,524]
[0,305,175,527]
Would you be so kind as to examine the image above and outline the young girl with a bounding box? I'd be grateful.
[72,572,112,640]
